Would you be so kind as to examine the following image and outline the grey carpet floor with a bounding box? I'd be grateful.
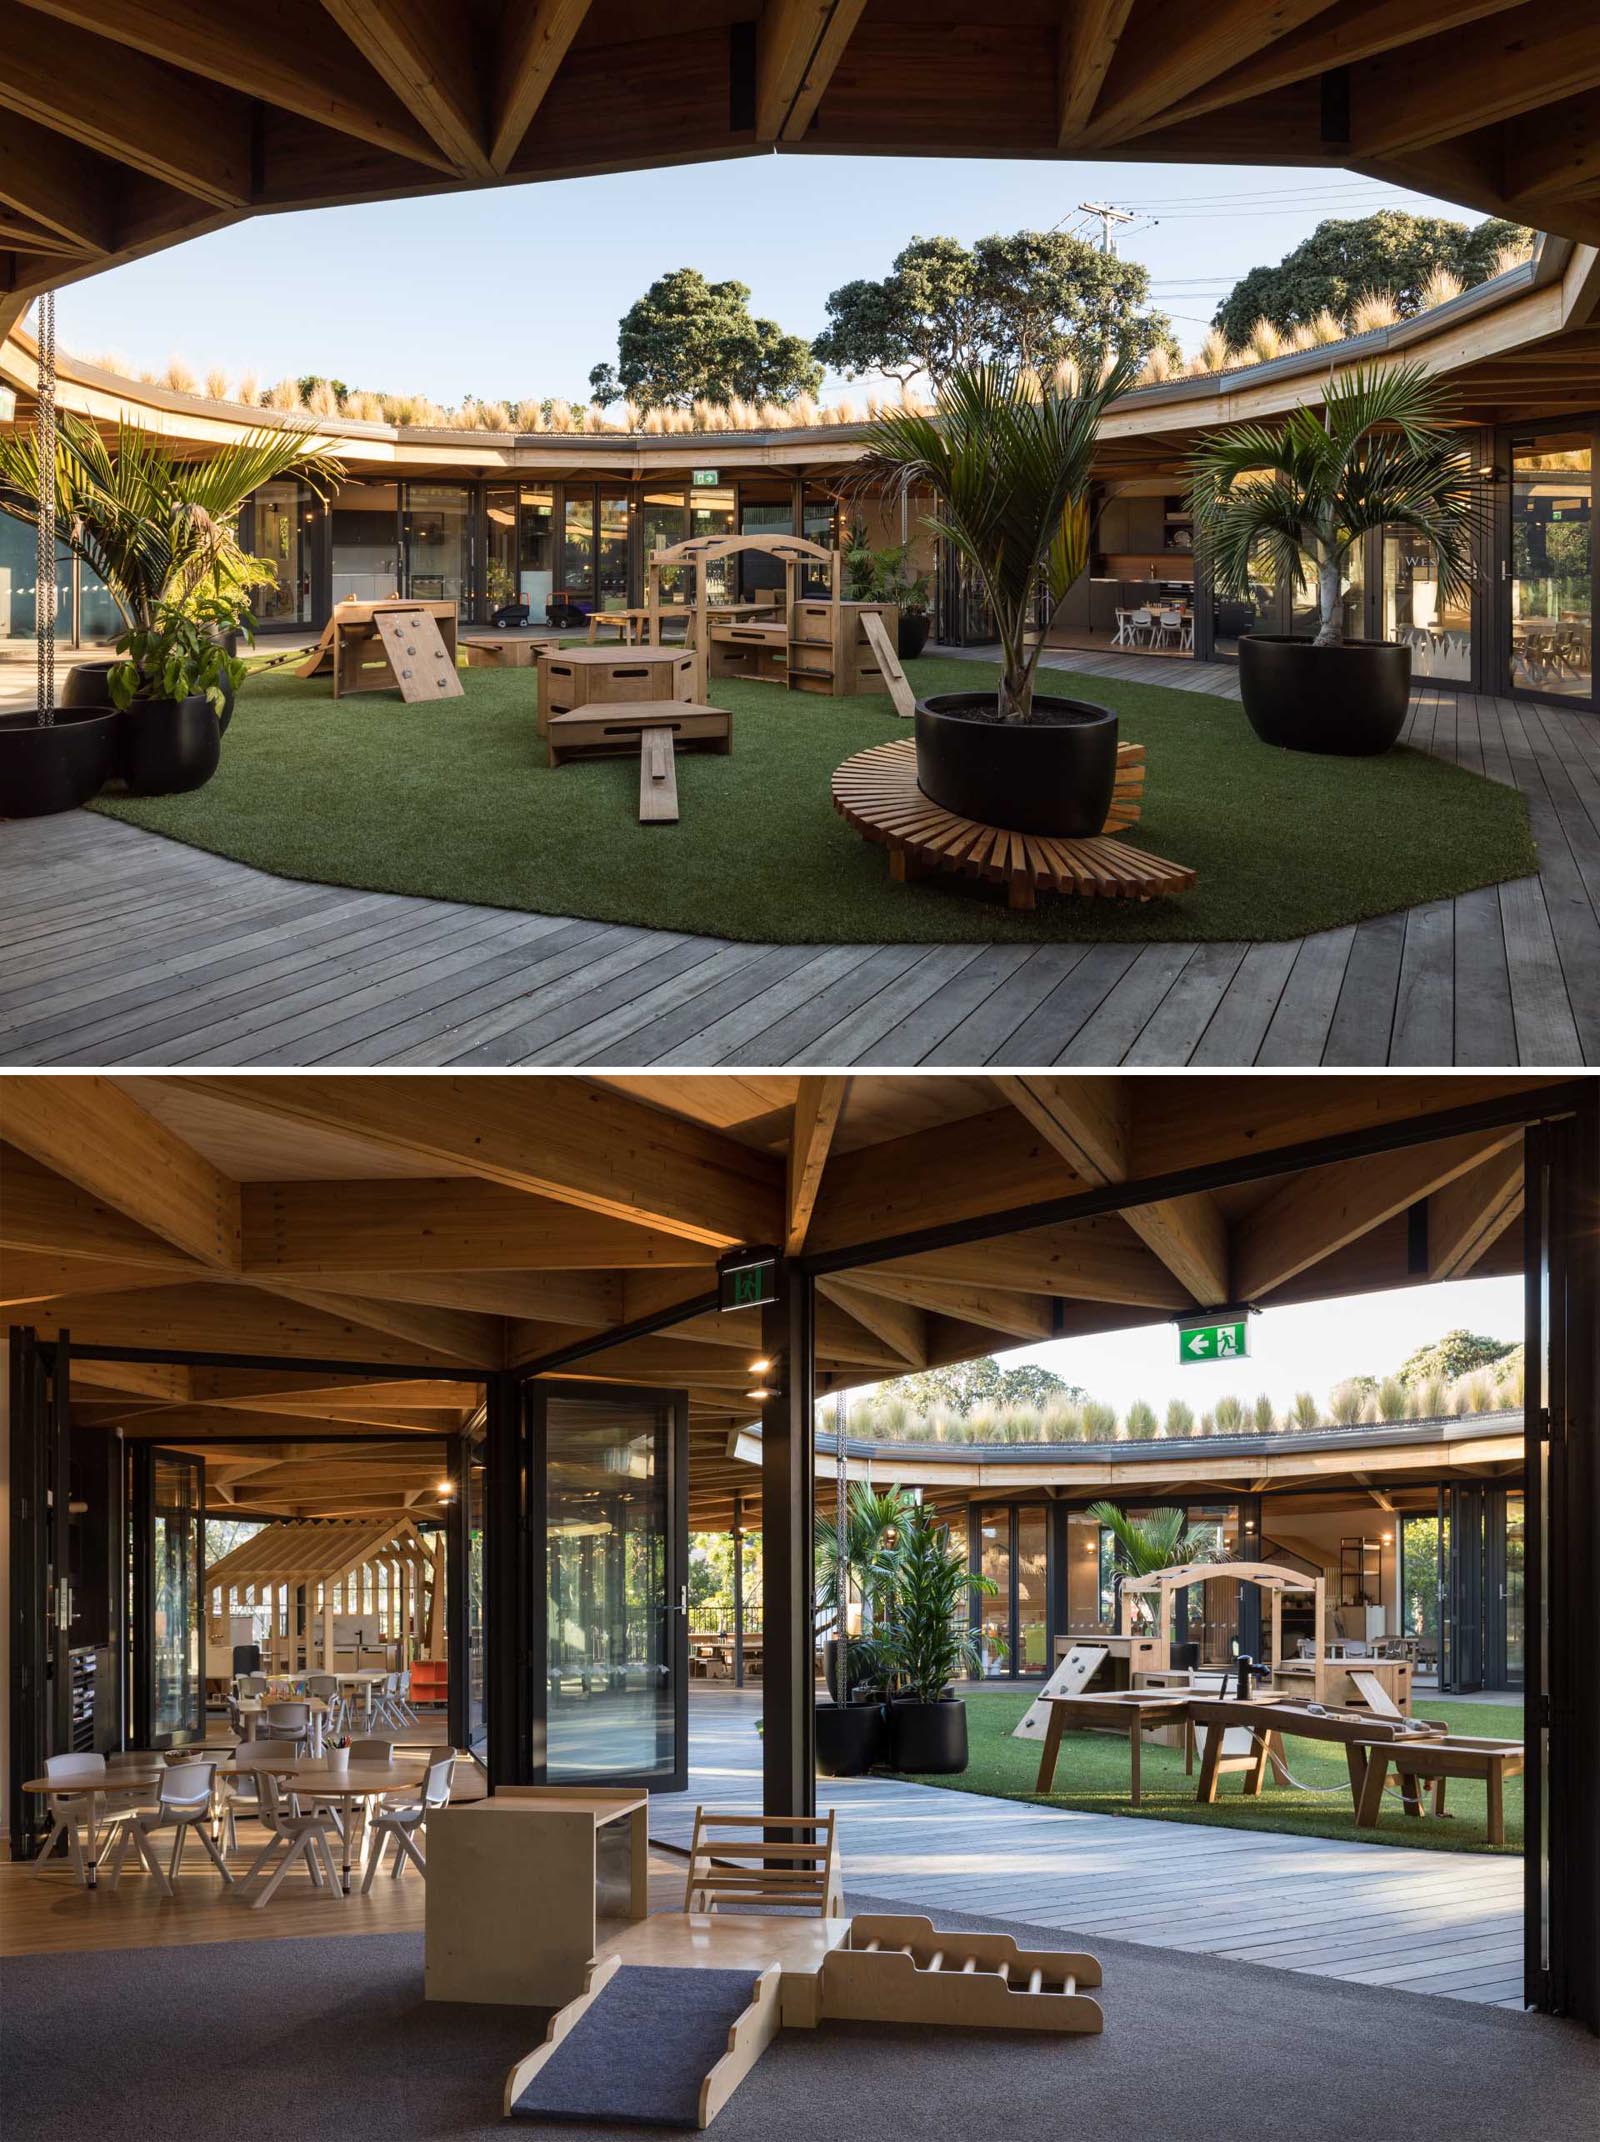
[4,1892,1595,2142]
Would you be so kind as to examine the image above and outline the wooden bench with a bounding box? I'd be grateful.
[1352,1735,1525,1846]
[832,737,1194,910]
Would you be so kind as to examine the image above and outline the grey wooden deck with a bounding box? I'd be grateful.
[2,652,1594,1067]
[656,1691,1526,2009]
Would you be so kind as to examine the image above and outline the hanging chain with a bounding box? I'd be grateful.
[835,1387,848,1700]
[35,290,57,723]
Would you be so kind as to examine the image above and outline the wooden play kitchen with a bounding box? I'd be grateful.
[645,534,910,710]
[450,1797,1105,2131]
[833,736,1195,909]
[296,597,462,701]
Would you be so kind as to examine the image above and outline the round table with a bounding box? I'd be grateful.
[220,1754,426,1895]
[22,1765,165,1888]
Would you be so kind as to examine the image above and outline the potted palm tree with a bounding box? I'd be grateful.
[814,1484,914,1776]
[0,412,340,804]
[1187,363,1480,755]
[878,1503,994,1775]
[852,351,1140,836]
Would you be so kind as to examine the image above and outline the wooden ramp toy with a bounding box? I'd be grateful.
[857,608,916,720]
[641,727,679,823]
[371,605,463,702]
[821,1916,1103,2035]
[295,597,461,699]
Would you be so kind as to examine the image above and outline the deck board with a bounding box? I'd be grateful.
[654,1693,1525,2010]
[2,652,1593,1066]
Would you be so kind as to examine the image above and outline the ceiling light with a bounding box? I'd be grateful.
[436,1478,455,1495]
[748,1356,773,1376]
[746,1385,774,1401]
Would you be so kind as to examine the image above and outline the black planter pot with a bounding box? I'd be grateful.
[59,658,119,711]
[815,1701,887,1778]
[914,692,1118,837]
[121,695,221,797]
[1238,634,1411,756]
[0,706,119,817]
[898,611,930,660]
[887,1696,969,1775]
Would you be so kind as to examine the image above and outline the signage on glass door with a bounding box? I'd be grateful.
[1177,1317,1249,1363]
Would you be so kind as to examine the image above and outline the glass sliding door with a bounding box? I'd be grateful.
[976,1506,1012,1675]
[463,1419,487,1762]
[405,482,472,610]
[331,480,399,604]
[561,488,596,617]
[1508,431,1594,703]
[533,1382,687,1788]
[484,485,519,617]
[1384,529,1471,682]
[138,1448,204,1748]
[252,478,311,625]
[520,487,554,620]
[597,494,630,611]
[1014,1507,1049,1674]
[1505,1490,1526,1689]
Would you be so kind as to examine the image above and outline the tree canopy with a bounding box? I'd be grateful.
[813,230,1178,388]
[588,267,822,410]
[870,1356,1087,1414]
[1212,212,1533,344]
[1398,1331,1518,1386]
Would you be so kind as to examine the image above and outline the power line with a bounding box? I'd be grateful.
[1077,201,1138,254]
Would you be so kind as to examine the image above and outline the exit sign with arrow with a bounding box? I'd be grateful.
[1178,1318,1248,1363]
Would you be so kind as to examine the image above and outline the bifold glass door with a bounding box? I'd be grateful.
[132,1445,204,1748]
[529,1381,688,1789]
[1506,429,1595,707]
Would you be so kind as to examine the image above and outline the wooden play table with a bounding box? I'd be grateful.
[1033,1693,1196,1804]
[1187,1698,1449,1812]
[425,1788,649,2006]
[217,1751,426,1894]
[1352,1735,1524,1846]
[22,1763,166,1887]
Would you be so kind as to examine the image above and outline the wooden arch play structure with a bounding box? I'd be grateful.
[205,1514,444,1678]
[1118,1558,1327,1679]
[645,533,910,711]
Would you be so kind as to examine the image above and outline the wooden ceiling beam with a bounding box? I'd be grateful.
[1075,0,1343,146]
[1505,88,1600,208]
[869,1217,1191,1309]
[0,109,115,249]
[491,0,592,170]
[0,1,253,204]
[806,1105,1081,1257]
[294,1266,624,1326]
[240,1176,711,1277]
[15,0,458,172]
[1234,1128,1521,1300]
[849,1270,1056,1343]
[176,1077,782,1247]
[1000,1077,1229,1303]
[262,1286,503,1367]
[1057,0,1136,142]
[756,0,869,143]
[1,1253,191,1307]
[1349,0,1600,158]
[816,1276,928,1367]
[2,1082,241,1272]
[1147,0,1517,131]
[318,0,495,176]
[29,1282,478,1369]
[786,1076,847,1256]
[1426,1146,1524,1280]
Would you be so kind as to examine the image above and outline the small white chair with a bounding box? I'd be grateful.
[219,1738,297,1853]
[264,1700,312,1752]
[361,1751,454,1892]
[1129,608,1154,647]
[1111,608,1137,648]
[1153,608,1185,650]
[238,1769,342,1908]
[305,1675,343,1746]
[31,1754,114,1881]
[106,1762,231,1893]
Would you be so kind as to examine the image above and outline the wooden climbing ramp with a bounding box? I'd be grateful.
[832,737,1194,910]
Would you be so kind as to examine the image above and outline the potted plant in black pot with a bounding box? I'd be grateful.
[852,351,1140,836]
[1187,362,1480,756]
[108,597,246,795]
[815,1484,914,1777]
[878,1503,994,1775]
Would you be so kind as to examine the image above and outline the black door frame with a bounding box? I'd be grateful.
[1494,415,1599,714]
[129,1442,206,1751]
[6,1325,70,1862]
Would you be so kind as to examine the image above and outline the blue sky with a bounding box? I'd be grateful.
[54,152,1486,404]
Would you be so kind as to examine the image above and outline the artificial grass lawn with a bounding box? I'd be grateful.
[897,1687,1523,1855]
[90,656,1537,945]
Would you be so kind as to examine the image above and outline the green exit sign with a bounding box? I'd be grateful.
[691,467,721,486]
[717,1246,778,1312]
[1178,1318,1248,1364]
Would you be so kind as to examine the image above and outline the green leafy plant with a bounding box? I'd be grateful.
[1087,1503,1219,1632]
[876,1503,993,1703]
[1187,362,1481,649]
[109,592,248,715]
[853,351,1140,720]
[0,411,341,632]
[816,1482,916,1697]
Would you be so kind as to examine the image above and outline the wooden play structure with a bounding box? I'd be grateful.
[833,736,1194,909]
[296,597,462,701]
[536,644,697,735]
[545,699,732,825]
[460,632,561,669]
[204,1515,443,1677]
[487,1800,1103,2130]
[645,534,910,710]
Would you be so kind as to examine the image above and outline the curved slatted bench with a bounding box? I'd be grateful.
[832,738,1194,910]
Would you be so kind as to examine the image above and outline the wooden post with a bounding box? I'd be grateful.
[323,1586,335,1673]
[1310,1573,1326,1702]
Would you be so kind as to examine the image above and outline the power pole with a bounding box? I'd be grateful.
[1077,201,1136,255]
